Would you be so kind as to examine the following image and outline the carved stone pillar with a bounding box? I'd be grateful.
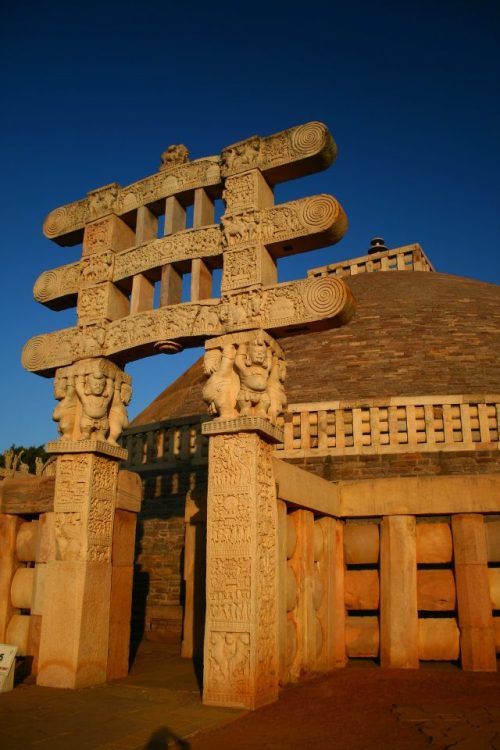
[37,357,132,688]
[37,445,124,688]
[202,428,280,709]
[202,329,284,709]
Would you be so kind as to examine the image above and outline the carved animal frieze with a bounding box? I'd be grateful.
[221,194,346,254]
[220,121,336,179]
[34,194,345,308]
[43,159,221,244]
[42,122,335,245]
[23,275,354,373]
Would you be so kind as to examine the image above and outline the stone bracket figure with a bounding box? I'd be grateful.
[202,330,286,425]
[52,357,132,445]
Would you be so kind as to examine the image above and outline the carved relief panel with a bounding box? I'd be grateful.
[53,453,119,563]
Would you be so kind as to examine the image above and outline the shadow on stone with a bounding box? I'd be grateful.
[129,517,150,668]
[143,726,191,749]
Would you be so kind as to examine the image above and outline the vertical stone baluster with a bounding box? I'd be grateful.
[191,188,215,301]
[0,514,22,641]
[107,507,138,681]
[316,517,346,670]
[277,499,288,681]
[380,515,419,668]
[79,214,133,326]
[452,514,497,671]
[160,196,185,306]
[287,509,316,680]
[181,485,207,659]
[130,206,157,314]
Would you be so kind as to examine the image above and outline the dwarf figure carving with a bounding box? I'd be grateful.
[108,375,132,446]
[75,360,114,441]
[234,331,272,417]
[202,331,287,423]
[53,369,77,439]
[202,344,240,419]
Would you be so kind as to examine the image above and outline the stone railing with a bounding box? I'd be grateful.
[277,395,500,457]
[122,416,210,471]
[123,394,500,471]
[272,463,500,676]
[308,243,434,279]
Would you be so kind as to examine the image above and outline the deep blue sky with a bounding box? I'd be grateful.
[1,0,499,450]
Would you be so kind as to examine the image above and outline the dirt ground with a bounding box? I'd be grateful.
[189,663,500,750]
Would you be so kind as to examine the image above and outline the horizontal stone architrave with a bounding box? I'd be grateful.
[0,470,140,515]
[273,459,500,519]
[42,159,221,245]
[34,195,346,308]
[42,122,336,245]
[22,275,354,375]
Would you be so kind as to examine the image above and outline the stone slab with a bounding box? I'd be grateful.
[202,416,283,443]
[46,440,128,460]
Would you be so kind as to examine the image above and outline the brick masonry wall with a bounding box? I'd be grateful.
[293,450,500,482]
[132,467,206,644]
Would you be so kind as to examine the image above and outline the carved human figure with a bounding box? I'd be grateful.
[35,456,44,475]
[53,370,77,439]
[55,513,82,561]
[267,353,287,423]
[108,378,132,446]
[234,332,272,417]
[202,344,239,419]
[75,362,114,441]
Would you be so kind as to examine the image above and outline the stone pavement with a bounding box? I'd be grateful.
[1,646,499,750]
[0,642,241,750]
[394,705,500,749]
